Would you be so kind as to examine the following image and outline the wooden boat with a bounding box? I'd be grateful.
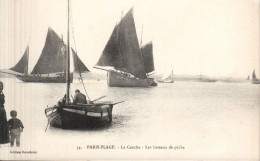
[1,28,89,83]
[94,8,157,87]
[45,0,122,129]
[45,101,115,128]
[196,74,216,83]
[252,69,260,84]
[107,70,150,87]
[16,73,73,83]
[158,69,174,83]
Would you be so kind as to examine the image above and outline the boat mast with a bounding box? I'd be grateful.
[25,47,29,75]
[66,0,71,104]
[139,24,148,77]
[140,24,143,46]
[116,10,124,72]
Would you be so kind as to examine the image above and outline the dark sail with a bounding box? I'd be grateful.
[31,27,66,74]
[10,46,29,74]
[140,42,154,74]
[96,8,147,79]
[96,24,121,68]
[117,8,147,79]
[71,48,89,73]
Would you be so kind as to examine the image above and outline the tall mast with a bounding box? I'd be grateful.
[139,24,146,75]
[66,0,70,103]
[140,24,143,46]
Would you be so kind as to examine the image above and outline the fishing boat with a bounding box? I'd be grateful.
[0,27,89,83]
[94,8,157,87]
[247,75,250,81]
[158,69,174,83]
[251,69,260,84]
[45,0,122,129]
[196,74,216,83]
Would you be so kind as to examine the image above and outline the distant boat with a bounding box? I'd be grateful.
[44,0,122,129]
[158,69,174,83]
[196,74,216,83]
[1,28,89,83]
[251,69,260,84]
[94,8,157,87]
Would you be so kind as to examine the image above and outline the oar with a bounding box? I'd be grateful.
[92,96,107,102]
[112,101,125,105]
[45,120,50,132]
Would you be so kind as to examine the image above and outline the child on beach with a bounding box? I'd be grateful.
[8,110,24,147]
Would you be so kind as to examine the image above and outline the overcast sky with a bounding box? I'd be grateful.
[0,0,259,77]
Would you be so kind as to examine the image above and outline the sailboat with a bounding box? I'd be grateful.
[45,0,121,129]
[251,69,260,84]
[1,27,89,83]
[94,8,157,87]
[158,69,174,83]
[197,74,216,83]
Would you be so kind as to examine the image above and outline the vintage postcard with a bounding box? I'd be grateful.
[0,0,259,160]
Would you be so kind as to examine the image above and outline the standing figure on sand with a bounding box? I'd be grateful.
[0,81,9,146]
[8,110,24,147]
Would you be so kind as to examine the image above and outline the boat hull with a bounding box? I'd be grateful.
[252,80,260,84]
[107,70,157,87]
[158,80,174,83]
[196,78,216,83]
[45,102,113,129]
[16,73,73,83]
[146,78,158,86]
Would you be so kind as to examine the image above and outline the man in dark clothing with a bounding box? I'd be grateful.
[74,89,87,104]
[0,81,10,146]
[8,110,24,147]
[0,81,4,107]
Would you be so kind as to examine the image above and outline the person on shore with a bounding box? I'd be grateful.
[0,81,10,146]
[8,110,24,147]
[74,89,87,104]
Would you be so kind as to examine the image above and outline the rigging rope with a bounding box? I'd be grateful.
[69,2,91,101]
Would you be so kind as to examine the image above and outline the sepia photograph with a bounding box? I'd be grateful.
[0,0,259,160]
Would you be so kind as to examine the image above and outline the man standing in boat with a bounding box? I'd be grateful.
[74,89,87,104]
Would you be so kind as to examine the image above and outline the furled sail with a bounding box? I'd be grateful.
[31,27,66,74]
[96,8,147,79]
[166,70,174,80]
[10,46,29,74]
[140,42,154,74]
[71,48,89,73]
[161,69,174,81]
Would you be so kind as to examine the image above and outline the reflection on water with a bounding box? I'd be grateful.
[0,78,259,159]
